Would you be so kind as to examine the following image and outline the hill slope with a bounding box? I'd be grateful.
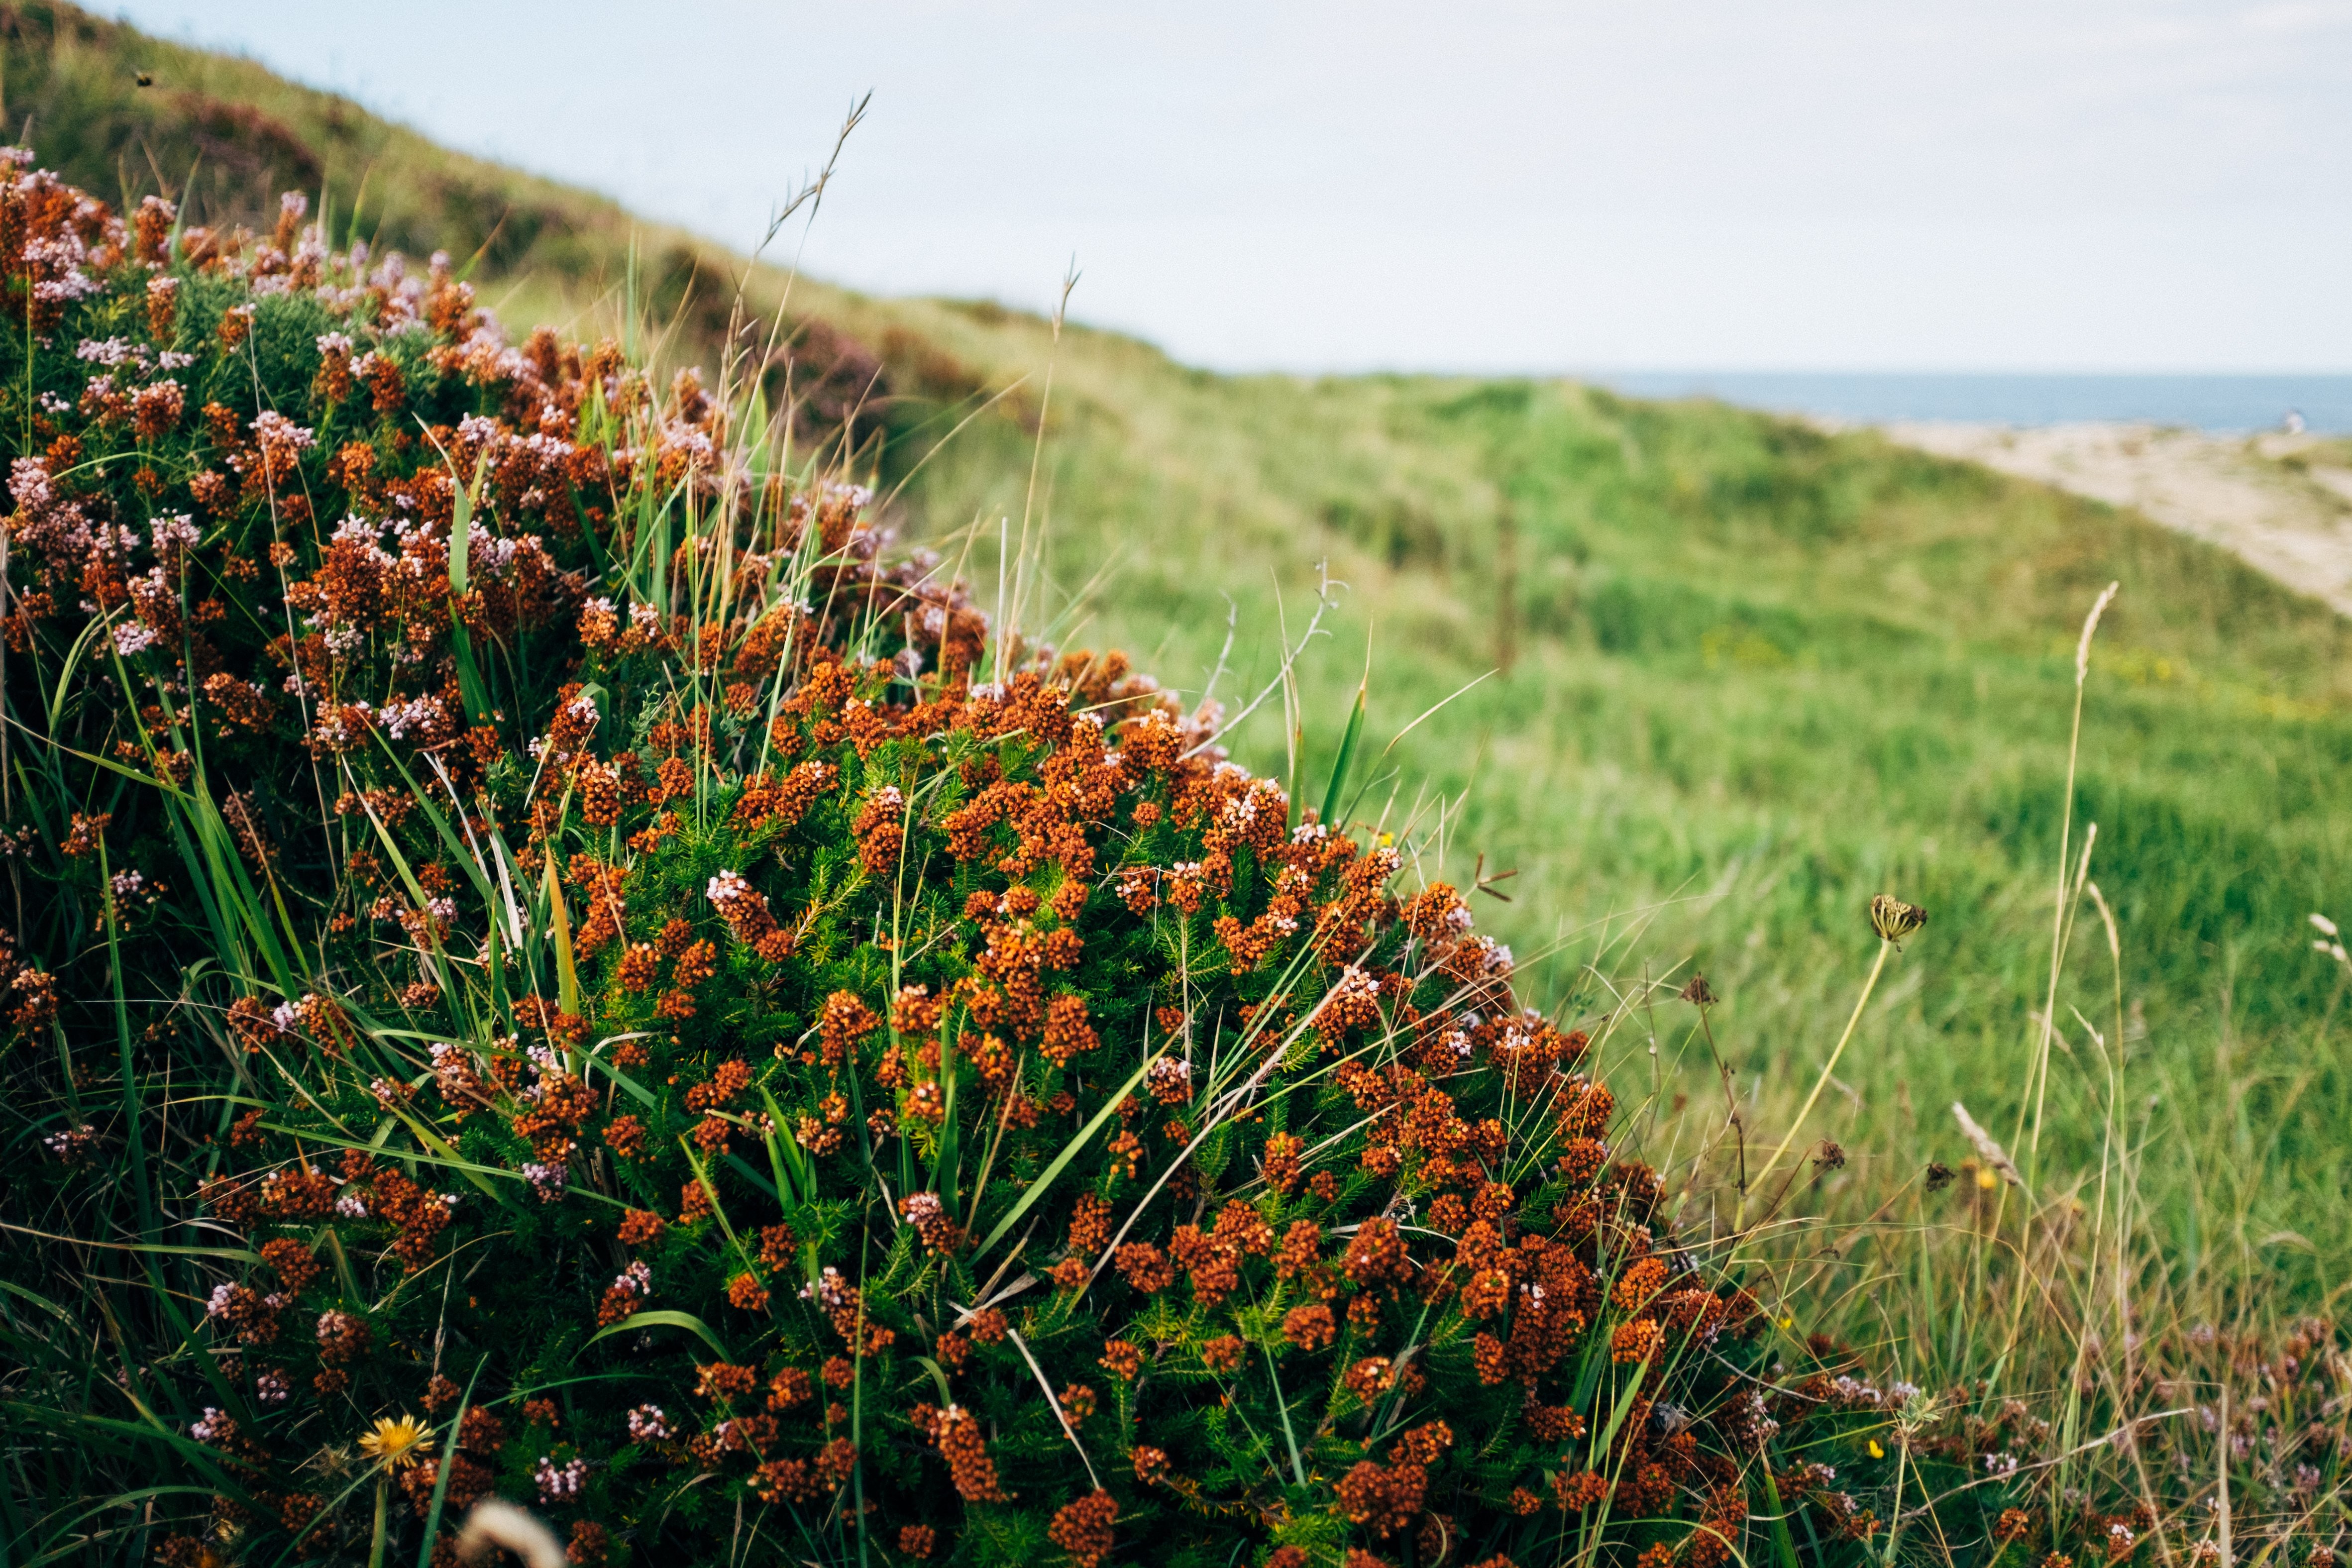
[8,1,2349,1299]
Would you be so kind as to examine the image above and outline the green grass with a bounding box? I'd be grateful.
[12,0,2351,1387]
[841,315,2351,1299]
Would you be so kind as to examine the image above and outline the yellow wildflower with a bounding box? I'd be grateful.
[357,1415,434,1471]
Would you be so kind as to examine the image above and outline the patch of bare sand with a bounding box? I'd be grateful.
[1856,420,2352,619]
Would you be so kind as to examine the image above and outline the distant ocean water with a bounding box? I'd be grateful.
[1588,373,2352,435]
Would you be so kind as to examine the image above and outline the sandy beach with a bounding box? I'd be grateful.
[1859,420,2352,618]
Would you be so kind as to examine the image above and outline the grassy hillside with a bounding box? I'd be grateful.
[3,2,668,275]
[8,0,2349,1332]
[842,315,2352,1318]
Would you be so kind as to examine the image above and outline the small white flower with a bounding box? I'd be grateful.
[110,621,159,655]
[76,336,139,366]
[248,411,316,452]
[798,1265,850,1311]
[535,1454,588,1500]
[150,512,200,562]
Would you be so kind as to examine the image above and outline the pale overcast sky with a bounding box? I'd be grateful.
[106,1,2352,373]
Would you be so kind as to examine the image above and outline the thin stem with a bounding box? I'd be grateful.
[1882,1439,1909,1568]
[1741,939,1893,1229]
[2008,582,2115,1335]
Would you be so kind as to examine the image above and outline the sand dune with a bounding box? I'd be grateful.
[1853,420,2352,618]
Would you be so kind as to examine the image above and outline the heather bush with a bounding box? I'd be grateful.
[0,158,2342,1568]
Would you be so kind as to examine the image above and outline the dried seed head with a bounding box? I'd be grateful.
[1868,894,1927,946]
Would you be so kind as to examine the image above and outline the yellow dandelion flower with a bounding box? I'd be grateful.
[357,1414,434,1471]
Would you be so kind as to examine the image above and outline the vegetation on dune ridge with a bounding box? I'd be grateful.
[0,0,965,459]
[2,1,679,284]
[0,154,2347,1568]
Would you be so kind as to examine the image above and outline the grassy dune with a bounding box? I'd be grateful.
[12,0,2350,1368]
[842,316,2352,1329]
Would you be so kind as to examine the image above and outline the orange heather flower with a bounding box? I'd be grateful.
[604,1115,647,1160]
[567,1521,610,1567]
[1273,1220,1322,1280]
[1343,1216,1411,1287]
[1554,1470,1611,1511]
[1345,1357,1396,1402]
[766,1367,814,1411]
[144,272,178,334]
[1614,1256,1670,1312]
[926,1404,1007,1502]
[1611,1318,1665,1365]
[1337,1456,1424,1538]
[1283,1303,1337,1350]
[1066,1192,1112,1255]
[673,939,718,987]
[1199,1335,1246,1374]
[1047,1489,1117,1568]
[1114,1242,1175,1293]
[616,942,660,994]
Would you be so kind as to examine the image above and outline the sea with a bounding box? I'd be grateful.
[1586,373,2352,435]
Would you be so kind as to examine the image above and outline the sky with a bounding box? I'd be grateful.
[105,0,2352,374]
